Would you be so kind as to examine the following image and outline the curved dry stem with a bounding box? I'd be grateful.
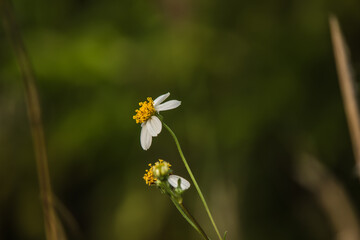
[1,1,62,239]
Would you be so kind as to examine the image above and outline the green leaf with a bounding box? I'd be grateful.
[223,231,228,240]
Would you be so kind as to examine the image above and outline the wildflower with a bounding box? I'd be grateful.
[152,159,172,180]
[168,175,191,191]
[143,159,172,186]
[133,92,181,150]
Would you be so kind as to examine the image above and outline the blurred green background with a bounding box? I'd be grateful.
[1,0,360,239]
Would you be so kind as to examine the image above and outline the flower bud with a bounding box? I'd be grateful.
[152,159,172,180]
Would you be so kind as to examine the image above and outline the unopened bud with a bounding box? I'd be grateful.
[152,159,172,180]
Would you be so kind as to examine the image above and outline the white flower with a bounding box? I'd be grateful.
[133,92,181,150]
[168,175,191,191]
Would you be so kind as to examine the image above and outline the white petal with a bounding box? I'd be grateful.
[155,100,181,112]
[145,116,162,137]
[168,175,191,190]
[140,126,152,150]
[153,92,170,106]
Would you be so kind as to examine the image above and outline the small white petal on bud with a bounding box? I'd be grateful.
[168,175,190,190]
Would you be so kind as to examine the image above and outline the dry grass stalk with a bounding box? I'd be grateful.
[329,15,360,176]
[0,0,65,239]
[296,155,360,240]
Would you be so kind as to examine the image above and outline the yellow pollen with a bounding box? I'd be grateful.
[133,97,155,124]
[143,163,156,186]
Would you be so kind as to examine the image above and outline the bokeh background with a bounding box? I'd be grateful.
[1,0,360,239]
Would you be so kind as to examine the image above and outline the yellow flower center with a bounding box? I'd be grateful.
[133,97,155,124]
[143,159,172,186]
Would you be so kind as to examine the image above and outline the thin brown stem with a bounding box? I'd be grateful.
[1,1,61,239]
[296,154,360,240]
[329,15,360,176]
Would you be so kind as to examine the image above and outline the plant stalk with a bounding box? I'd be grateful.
[170,197,210,240]
[163,122,223,240]
[1,1,60,239]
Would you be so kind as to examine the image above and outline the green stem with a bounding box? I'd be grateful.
[162,122,223,240]
[170,197,209,240]
[179,202,210,240]
[160,181,208,239]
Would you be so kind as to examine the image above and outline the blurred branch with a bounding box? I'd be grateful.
[329,15,360,176]
[295,155,360,240]
[0,1,65,239]
[54,197,83,240]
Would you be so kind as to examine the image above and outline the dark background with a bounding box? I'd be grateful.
[1,0,360,239]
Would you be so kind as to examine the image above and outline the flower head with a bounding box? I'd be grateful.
[133,92,181,150]
[152,159,172,180]
[143,159,172,186]
[133,97,156,124]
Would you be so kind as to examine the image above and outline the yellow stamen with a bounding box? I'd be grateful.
[133,97,155,124]
[143,163,156,186]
